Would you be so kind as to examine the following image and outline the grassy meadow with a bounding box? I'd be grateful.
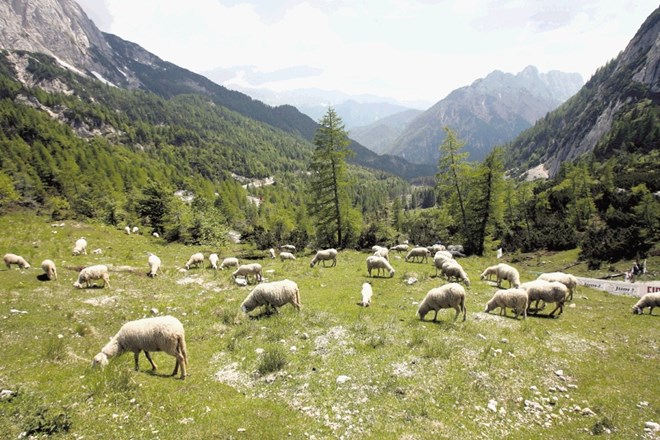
[0,211,658,439]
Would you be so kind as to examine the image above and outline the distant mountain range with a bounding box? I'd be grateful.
[348,110,423,155]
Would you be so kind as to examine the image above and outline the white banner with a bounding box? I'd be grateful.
[576,277,660,298]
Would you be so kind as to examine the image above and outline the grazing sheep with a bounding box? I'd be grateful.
[374,247,389,261]
[366,255,395,278]
[537,272,577,301]
[219,257,239,270]
[521,280,568,317]
[268,248,276,259]
[41,259,57,280]
[429,244,446,253]
[632,292,660,315]
[441,260,471,286]
[281,244,296,253]
[372,245,387,252]
[92,315,188,379]
[447,244,464,253]
[184,252,204,270]
[73,265,110,289]
[434,255,454,277]
[124,226,131,235]
[360,282,373,307]
[232,263,263,284]
[241,279,301,314]
[152,232,160,238]
[405,247,431,263]
[484,288,528,319]
[390,244,409,253]
[72,238,88,256]
[209,253,220,270]
[147,253,161,277]
[310,248,338,268]
[3,253,30,270]
[417,283,467,322]
[480,265,499,282]
[280,251,296,261]
[496,263,521,288]
[132,226,139,234]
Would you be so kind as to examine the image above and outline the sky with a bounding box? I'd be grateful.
[75,0,658,108]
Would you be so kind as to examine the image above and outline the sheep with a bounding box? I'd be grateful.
[147,253,161,277]
[73,264,110,289]
[132,226,139,234]
[521,280,568,317]
[429,244,446,253]
[184,252,204,270]
[268,248,276,259]
[417,283,467,322]
[281,244,296,253]
[440,260,471,286]
[537,272,577,302]
[496,263,521,288]
[124,226,131,235]
[92,248,103,255]
[374,247,389,261]
[366,255,395,278]
[232,263,263,284]
[359,282,373,307]
[310,248,338,268]
[480,265,500,282]
[41,259,57,280]
[372,245,387,252]
[3,253,30,270]
[484,288,529,319]
[72,238,88,256]
[390,244,409,253]
[92,315,188,380]
[448,244,464,253]
[152,232,160,238]
[240,279,301,314]
[280,251,296,261]
[405,247,431,263]
[219,257,239,270]
[632,292,660,315]
[209,253,220,270]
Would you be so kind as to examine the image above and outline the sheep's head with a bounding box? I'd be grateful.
[23,262,30,269]
[484,300,495,313]
[632,305,642,315]
[92,353,109,368]
[417,304,429,320]
[73,281,82,288]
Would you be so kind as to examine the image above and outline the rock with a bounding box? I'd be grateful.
[406,277,417,285]
[300,332,309,340]
[524,400,544,412]
[500,338,509,344]
[290,346,297,352]
[255,348,264,354]
[554,369,564,377]
[529,385,538,391]
[581,408,596,416]
[0,390,15,400]
[237,428,246,433]
[487,400,498,412]
[150,308,159,315]
[336,375,351,384]
[645,421,660,431]
[637,401,649,408]
[477,334,487,340]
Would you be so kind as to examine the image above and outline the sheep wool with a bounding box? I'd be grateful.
[484,288,528,319]
[219,257,239,270]
[537,272,578,301]
[373,248,389,261]
[280,244,296,253]
[417,283,467,322]
[441,260,471,286]
[280,252,296,261]
[360,282,373,307]
[632,292,660,315]
[268,248,276,259]
[390,244,409,253]
[147,253,161,277]
[232,263,263,284]
[184,252,204,270]
[496,263,521,288]
[209,253,220,270]
[72,238,87,256]
[92,315,188,379]
[310,249,338,268]
[241,279,301,313]
[521,280,568,317]
[73,264,110,289]
[41,259,57,280]
[480,265,499,281]
[405,247,431,263]
[366,255,395,278]
[3,253,30,270]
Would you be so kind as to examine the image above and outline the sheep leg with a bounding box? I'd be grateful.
[144,351,158,371]
[172,351,187,379]
[453,306,461,321]
[133,351,140,371]
[432,309,439,322]
[547,302,563,317]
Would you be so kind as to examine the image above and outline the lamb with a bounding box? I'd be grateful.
[359,282,373,307]
[281,244,296,253]
[484,288,529,319]
[521,280,568,317]
[147,253,161,277]
[209,253,220,270]
[73,264,110,289]
[41,259,57,280]
[232,263,263,284]
[72,238,87,256]
[373,247,389,261]
[3,253,30,270]
[184,252,204,270]
[310,248,338,268]
[390,244,409,253]
[417,283,467,322]
[537,272,577,301]
[219,257,239,270]
[496,263,521,288]
[405,247,431,263]
[241,279,301,314]
[440,260,471,286]
[92,315,188,380]
[280,251,296,261]
[366,255,395,278]
[268,248,276,259]
[632,292,660,315]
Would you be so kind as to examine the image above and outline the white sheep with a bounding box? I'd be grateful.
[480,265,499,282]
[447,244,464,253]
[41,259,57,280]
[310,248,338,268]
[390,244,409,253]
[434,255,454,277]
[366,255,395,278]
[496,263,521,288]
[73,264,110,289]
[441,260,471,286]
[152,232,160,238]
[417,283,467,322]
[632,292,660,315]
[372,245,387,252]
[232,263,263,284]
[3,253,30,270]
[219,257,239,270]
[241,279,301,314]
[521,280,568,317]
[124,225,131,235]
[209,253,220,270]
[280,251,296,261]
[184,252,204,270]
[360,282,373,307]
[92,315,188,379]
[132,226,139,234]
[405,247,431,263]
[429,244,446,253]
[268,248,276,259]
[373,247,389,261]
[484,288,529,319]
[147,253,161,277]
[72,238,88,256]
[537,272,577,302]
[281,244,296,253]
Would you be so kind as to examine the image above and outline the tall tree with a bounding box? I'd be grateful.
[309,107,352,248]
[436,126,470,242]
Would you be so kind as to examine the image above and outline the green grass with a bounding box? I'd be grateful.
[0,211,658,439]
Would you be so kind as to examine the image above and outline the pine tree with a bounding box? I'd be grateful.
[436,126,470,243]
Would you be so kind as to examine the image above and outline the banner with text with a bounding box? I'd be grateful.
[576,277,660,298]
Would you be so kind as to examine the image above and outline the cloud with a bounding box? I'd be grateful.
[203,65,322,86]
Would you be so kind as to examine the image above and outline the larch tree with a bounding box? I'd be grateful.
[436,126,470,243]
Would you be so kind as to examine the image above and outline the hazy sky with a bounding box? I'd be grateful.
[75,0,658,107]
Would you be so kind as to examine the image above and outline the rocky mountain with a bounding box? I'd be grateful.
[348,109,423,155]
[0,0,435,180]
[384,66,583,164]
[505,6,660,178]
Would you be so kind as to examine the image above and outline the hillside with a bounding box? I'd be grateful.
[348,109,423,154]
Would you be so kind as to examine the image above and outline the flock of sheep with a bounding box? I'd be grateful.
[3,235,659,381]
